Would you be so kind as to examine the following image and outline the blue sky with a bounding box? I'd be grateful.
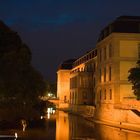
[0,0,140,81]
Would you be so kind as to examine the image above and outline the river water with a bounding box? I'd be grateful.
[2,110,140,140]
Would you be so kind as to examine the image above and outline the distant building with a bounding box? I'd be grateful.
[57,16,140,120]
[57,59,76,108]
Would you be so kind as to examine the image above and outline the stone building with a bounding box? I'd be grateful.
[57,16,140,125]
[57,59,75,108]
[96,15,140,106]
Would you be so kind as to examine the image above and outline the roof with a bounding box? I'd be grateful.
[98,16,140,42]
[58,59,76,70]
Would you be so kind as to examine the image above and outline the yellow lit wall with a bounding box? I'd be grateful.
[57,69,70,106]
[120,41,139,57]
[120,85,135,100]
[96,33,140,105]
[120,61,136,80]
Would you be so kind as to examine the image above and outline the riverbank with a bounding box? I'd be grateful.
[85,117,140,133]
[57,104,140,133]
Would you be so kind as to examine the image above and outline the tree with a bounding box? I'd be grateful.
[128,60,140,100]
[46,80,57,96]
[0,20,47,120]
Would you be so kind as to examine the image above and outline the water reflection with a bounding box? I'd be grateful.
[56,111,140,140]
[56,111,69,140]
[2,110,140,140]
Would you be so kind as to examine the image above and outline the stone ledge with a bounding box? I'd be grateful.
[92,119,140,132]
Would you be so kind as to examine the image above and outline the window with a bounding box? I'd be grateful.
[104,67,106,82]
[83,92,87,104]
[109,44,112,58]
[100,49,102,61]
[93,78,95,87]
[109,66,112,81]
[75,93,77,104]
[138,43,140,58]
[99,68,102,82]
[72,92,74,104]
[93,63,96,73]
[70,92,71,104]
[104,47,106,60]
[98,49,102,62]
[109,89,112,100]
[99,90,102,100]
[73,93,75,104]
[64,96,67,103]
[104,89,106,100]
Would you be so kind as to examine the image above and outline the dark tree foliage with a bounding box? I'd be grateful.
[128,60,140,100]
[46,80,57,96]
[0,20,47,119]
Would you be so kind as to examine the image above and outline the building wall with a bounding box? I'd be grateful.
[57,69,71,108]
[96,33,140,108]
[69,55,97,105]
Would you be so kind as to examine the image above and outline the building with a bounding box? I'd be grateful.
[57,59,75,108]
[57,16,140,124]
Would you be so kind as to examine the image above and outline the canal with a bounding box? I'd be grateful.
[2,110,140,140]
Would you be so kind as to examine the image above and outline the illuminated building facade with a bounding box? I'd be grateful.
[57,59,75,108]
[70,49,97,106]
[57,16,140,124]
[96,16,140,106]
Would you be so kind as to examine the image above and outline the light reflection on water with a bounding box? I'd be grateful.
[2,110,140,140]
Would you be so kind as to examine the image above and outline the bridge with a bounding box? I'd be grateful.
[40,96,59,106]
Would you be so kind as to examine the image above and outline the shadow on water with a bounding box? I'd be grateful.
[1,110,140,140]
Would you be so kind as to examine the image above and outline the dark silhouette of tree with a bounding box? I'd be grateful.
[0,20,47,120]
[46,80,57,96]
[128,60,140,100]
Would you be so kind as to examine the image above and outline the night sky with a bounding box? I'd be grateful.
[0,0,140,82]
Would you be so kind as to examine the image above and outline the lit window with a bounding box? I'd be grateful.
[109,66,111,81]
[109,89,112,100]
[109,44,112,58]
[104,89,106,100]
[64,96,67,103]
[100,90,102,100]
[104,67,106,82]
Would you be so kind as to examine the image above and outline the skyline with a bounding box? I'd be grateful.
[0,0,140,81]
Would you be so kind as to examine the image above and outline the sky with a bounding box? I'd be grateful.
[0,0,140,82]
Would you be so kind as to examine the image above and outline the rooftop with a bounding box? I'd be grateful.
[98,15,140,42]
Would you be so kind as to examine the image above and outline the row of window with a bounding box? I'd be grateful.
[70,91,88,105]
[70,77,77,89]
[99,89,112,101]
[70,76,93,89]
[70,62,96,74]
[70,92,77,104]
[99,66,112,82]
[73,50,97,67]
[98,44,112,62]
